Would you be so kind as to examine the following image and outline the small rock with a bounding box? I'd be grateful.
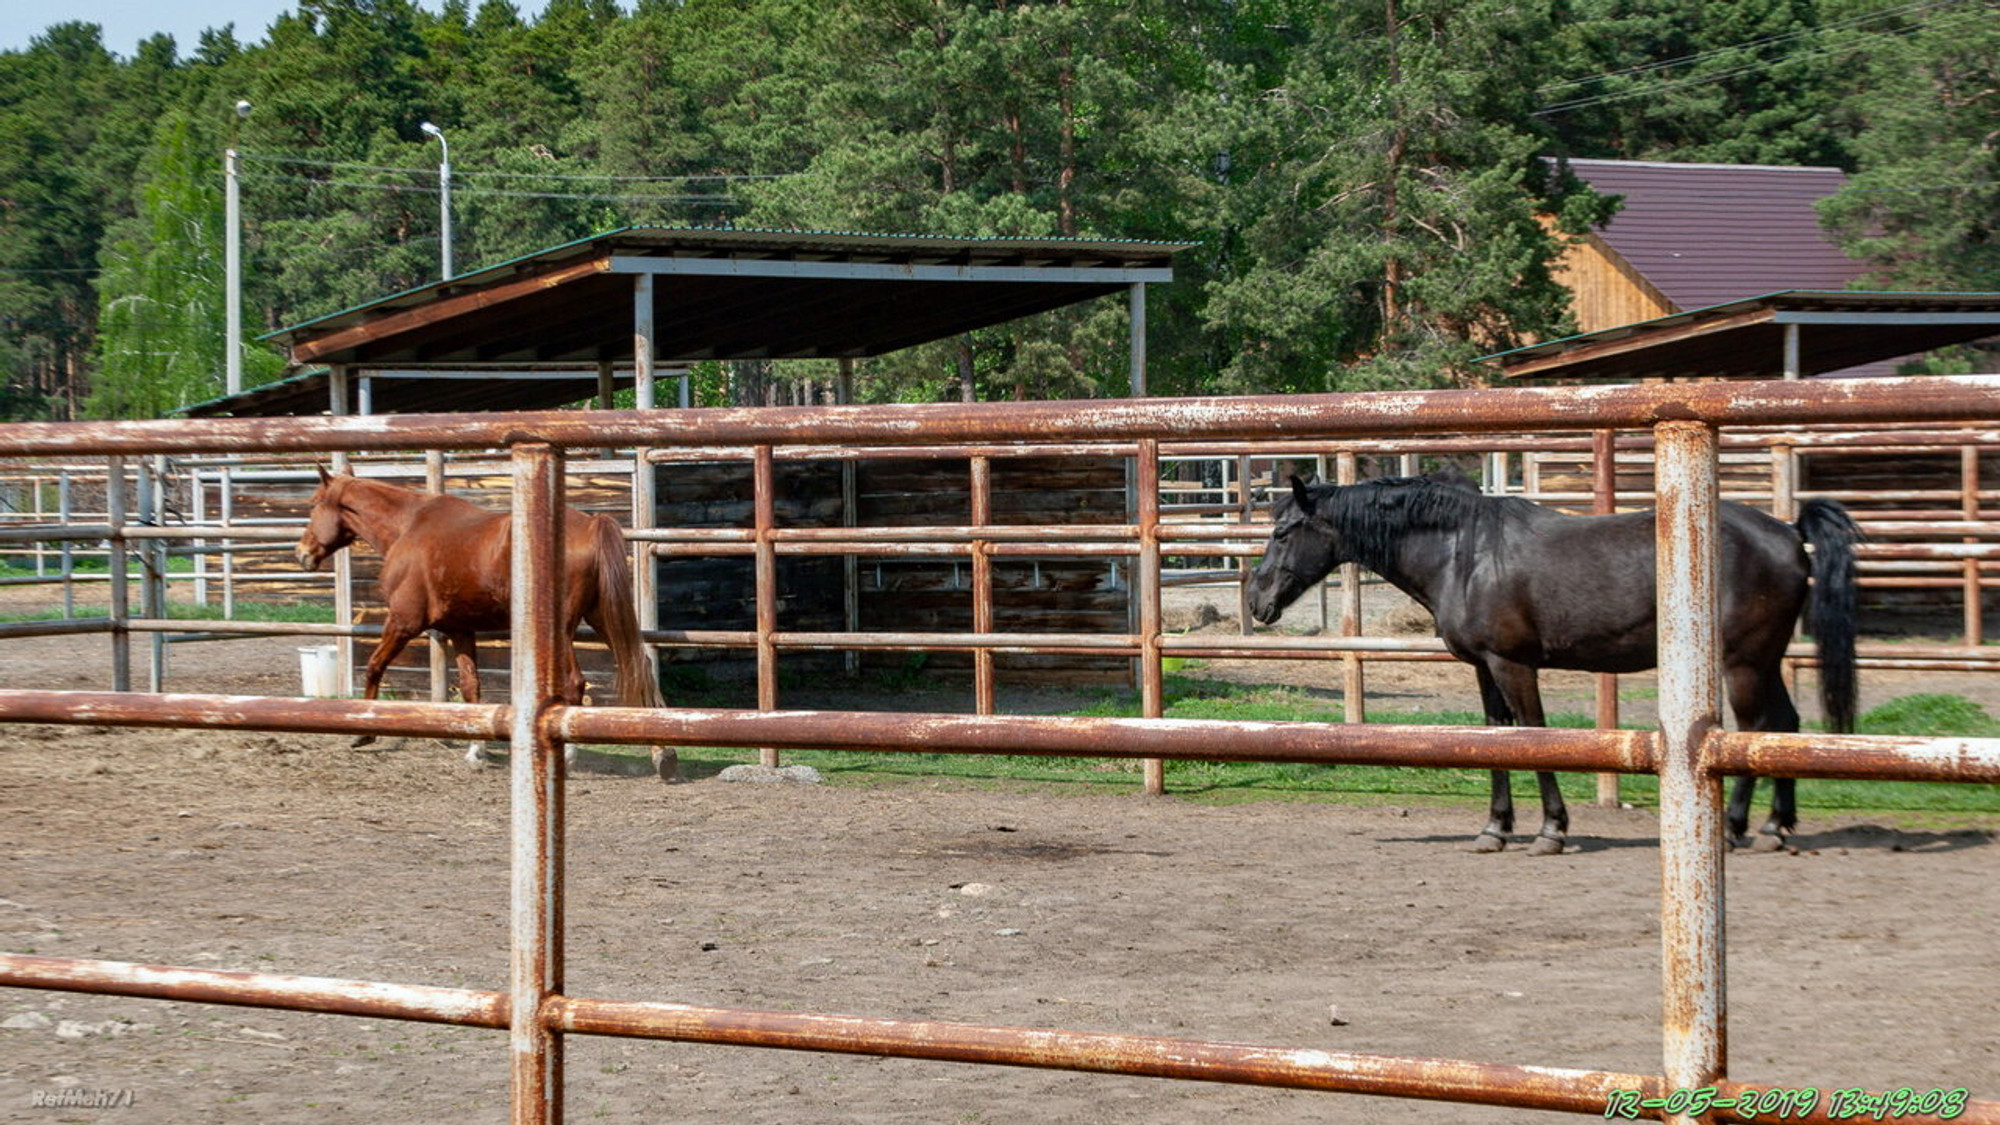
[1327,1005,1349,1027]
[175,810,193,818]
[993,928,1024,937]
[797,957,834,968]
[2,1011,53,1031]
[716,764,824,785]
[958,883,995,898]
[55,1020,106,1039]
[237,1027,287,1041]
[699,941,720,952]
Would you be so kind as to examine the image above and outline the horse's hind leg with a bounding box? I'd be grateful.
[445,631,499,766]
[1727,662,1801,850]
[1471,666,1515,853]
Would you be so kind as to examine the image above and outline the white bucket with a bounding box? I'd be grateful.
[298,645,340,698]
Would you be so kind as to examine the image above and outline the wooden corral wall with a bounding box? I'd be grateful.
[657,456,1132,684]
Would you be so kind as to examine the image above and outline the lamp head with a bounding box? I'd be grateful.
[234,100,252,119]
[420,121,443,138]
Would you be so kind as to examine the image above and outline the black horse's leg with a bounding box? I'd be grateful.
[1726,776,1759,847]
[1471,665,1515,853]
[1489,659,1568,856]
[1727,662,1801,850]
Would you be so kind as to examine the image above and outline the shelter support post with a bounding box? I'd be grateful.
[631,276,660,672]
[329,365,355,695]
[1782,323,1801,380]
[142,455,166,692]
[1654,419,1726,1120]
[838,359,859,678]
[1127,283,1147,398]
[1337,452,1364,724]
[1593,429,1620,806]
[509,442,566,1124]
[1137,440,1164,795]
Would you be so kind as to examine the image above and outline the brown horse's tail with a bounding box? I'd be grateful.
[589,514,664,711]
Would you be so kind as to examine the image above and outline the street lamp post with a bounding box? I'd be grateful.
[225,99,250,396]
[420,121,453,280]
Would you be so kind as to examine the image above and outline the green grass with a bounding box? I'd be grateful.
[0,599,334,625]
[649,679,2000,817]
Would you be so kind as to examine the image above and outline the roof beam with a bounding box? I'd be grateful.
[290,257,614,363]
[1771,311,2000,326]
[606,255,1172,286]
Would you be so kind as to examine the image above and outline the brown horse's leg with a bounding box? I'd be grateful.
[445,632,497,765]
[351,617,420,747]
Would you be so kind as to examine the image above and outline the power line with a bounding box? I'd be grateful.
[244,170,745,207]
[1535,0,1944,95]
[1534,3,1984,117]
[238,151,795,183]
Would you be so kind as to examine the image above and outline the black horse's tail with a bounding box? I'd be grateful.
[1796,499,1862,734]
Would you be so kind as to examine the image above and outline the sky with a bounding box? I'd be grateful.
[1,0,554,58]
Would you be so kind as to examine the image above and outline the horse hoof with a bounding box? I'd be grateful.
[464,743,501,767]
[1527,835,1567,857]
[1469,832,1507,854]
[651,749,680,784]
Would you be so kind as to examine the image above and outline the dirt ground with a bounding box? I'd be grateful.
[1,583,1997,1123]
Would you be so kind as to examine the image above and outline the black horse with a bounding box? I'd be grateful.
[1246,470,1861,855]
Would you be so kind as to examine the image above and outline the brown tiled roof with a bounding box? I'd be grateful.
[1569,159,1865,313]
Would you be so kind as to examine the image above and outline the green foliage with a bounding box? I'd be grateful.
[0,0,1991,421]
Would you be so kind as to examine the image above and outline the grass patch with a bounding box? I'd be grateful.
[655,676,2000,817]
[0,599,334,625]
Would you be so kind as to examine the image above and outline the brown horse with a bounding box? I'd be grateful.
[293,468,673,780]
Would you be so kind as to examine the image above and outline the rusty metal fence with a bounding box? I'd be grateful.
[2,375,1999,1124]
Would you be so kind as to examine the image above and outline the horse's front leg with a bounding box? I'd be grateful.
[1471,665,1515,853]
[1489,659,1568,856]
[351,616,420,747]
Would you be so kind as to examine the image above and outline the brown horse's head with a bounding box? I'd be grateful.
[294,466,357,572]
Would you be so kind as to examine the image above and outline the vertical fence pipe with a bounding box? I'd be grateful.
[427,451,450,702]
[1965,446,1983,646]
[107,456,129,691]
[191,465,209,607]
[1593,429,1621,806]
[31,474,44,576]
[58,471,73,620]
[1654,419,1727,1120]
[1137,439,1165,795]
[970,456,996,716]
[1236,455,1254,635]
[1314,453,1330,633]
[1337,452,1365,724]
[143,456,166,692]
[219,463,235,620]
[754,445,780,768]
[509,441,566,1125]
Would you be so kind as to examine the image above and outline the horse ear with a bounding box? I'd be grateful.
[316,464,332,484]
[1290,475,1313,511]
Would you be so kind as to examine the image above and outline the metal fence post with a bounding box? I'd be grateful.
[509,442,566,1124]
[106,456,130,692]
[970,456,996,717]
[1593,429,1621,806]
[1137,439,1165,795]
[1653,419,1726,1121]
[1337,451,1364,724]
[754,444,779,768]
[427,451,450,702]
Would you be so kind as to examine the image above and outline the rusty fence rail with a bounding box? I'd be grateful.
[2,375,2000,1124]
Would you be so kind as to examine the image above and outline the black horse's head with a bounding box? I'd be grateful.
[294,466,357,572]
[1246,476,1343,625]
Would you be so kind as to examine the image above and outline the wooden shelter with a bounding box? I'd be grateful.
[183,226,1191,692]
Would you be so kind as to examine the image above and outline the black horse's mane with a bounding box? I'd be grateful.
[1312,475,1493,572]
